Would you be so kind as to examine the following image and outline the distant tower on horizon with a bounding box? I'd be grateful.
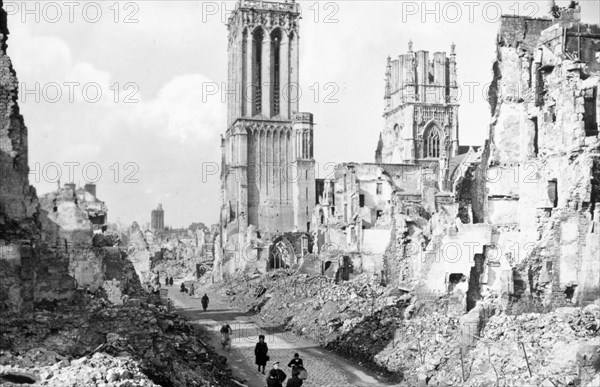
[151,204,164,231]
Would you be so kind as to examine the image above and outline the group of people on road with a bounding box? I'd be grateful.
[163,276,174,286]
[255,335,307,386]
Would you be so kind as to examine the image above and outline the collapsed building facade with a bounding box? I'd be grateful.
[384,2,600,313]
[217,0,316,278]
[308,2,599,317]
[311,43,471,281]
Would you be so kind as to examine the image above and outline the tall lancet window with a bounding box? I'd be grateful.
[241,28,248,117]
[271,29,281,117]
[424,125,441,158]
[253,28,264,116]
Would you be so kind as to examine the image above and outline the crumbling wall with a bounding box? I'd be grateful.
[482,12,600,311]
[0,2,70,313]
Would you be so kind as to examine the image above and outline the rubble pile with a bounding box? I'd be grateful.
[219,269,600,386]
[0,292,238,387]
[0,350,157,386]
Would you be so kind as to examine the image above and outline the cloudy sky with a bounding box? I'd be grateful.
[6,0,599,228]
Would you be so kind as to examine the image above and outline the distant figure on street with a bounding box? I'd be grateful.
[266,369,282,387]
[164,276,169,286]
[189,283,195,297]
[180,283,188,293]
[201,294,209,311]
[169,277,174,286]
[254,335,269,374]
[287,353,303,371]
[271,362,286,384]
[220,322,232,350]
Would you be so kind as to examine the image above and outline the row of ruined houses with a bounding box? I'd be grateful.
[234,6,600,314]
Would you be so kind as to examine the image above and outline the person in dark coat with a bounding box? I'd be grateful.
[164,276,169,286]
[169,277,173,286]
[201,294,209,311]
[180,283,187,293]
[287,353,303,371]
[266,369,282,387]
[254,335,269,374]
[271,362,286,384]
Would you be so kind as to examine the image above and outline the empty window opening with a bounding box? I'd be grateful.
[565,285,577,300]
[547,179,558,208]
[583,88,598,137]
[532,117,539,155]
[544,105,556,123]
[376,210,383,219]
[271,29,281,117]
[466,254,485,312]
[242,29,248,116]
[447,273,465,292]
[341,255,352,281]
[359,194,365,208]
[376,182,383,195]
[252,28,264,116]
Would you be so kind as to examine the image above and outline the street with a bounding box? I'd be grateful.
[168,284,401,387]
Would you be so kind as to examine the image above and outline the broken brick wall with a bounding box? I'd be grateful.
[481,13,600,310]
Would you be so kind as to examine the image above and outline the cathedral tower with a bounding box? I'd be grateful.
[378,41,459,188]
[220,0,316,250]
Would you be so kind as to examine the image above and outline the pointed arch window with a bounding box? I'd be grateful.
[271,28,282,117]
[252,28,264,116]
[424,125,441,158]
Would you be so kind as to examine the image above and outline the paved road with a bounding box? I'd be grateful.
[167,284,402,387]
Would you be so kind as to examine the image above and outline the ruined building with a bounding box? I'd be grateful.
[376,41,460,190]
[384,1,600,313]
[218,0,316,273]
[311,43,463,279]
[151,203,164,231]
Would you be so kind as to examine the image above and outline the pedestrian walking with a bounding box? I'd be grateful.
[201,294,209,311]
[287,353,303,371]
[220,322,232,350]
[254,335,269,374]
[266,369,282,387]
[180,283,188,293]
[169,277,173,286]
[164,276,169,286]
[189,283,195,297]
[271,362,286,384]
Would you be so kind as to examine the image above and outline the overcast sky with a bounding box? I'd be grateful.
[6,0,599,228]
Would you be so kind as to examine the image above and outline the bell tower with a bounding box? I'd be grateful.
[220,0,316,257]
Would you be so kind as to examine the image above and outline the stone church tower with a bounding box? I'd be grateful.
[376,41,459,187]
[220,0,316,255]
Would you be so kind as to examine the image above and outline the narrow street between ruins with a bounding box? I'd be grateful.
[168,284,401,387]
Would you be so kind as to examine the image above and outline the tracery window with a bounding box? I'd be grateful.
[424,125,441,158]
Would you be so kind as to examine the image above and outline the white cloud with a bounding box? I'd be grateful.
[125,74,225,143]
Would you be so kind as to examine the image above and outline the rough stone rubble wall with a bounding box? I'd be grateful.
[0,1,46,313]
